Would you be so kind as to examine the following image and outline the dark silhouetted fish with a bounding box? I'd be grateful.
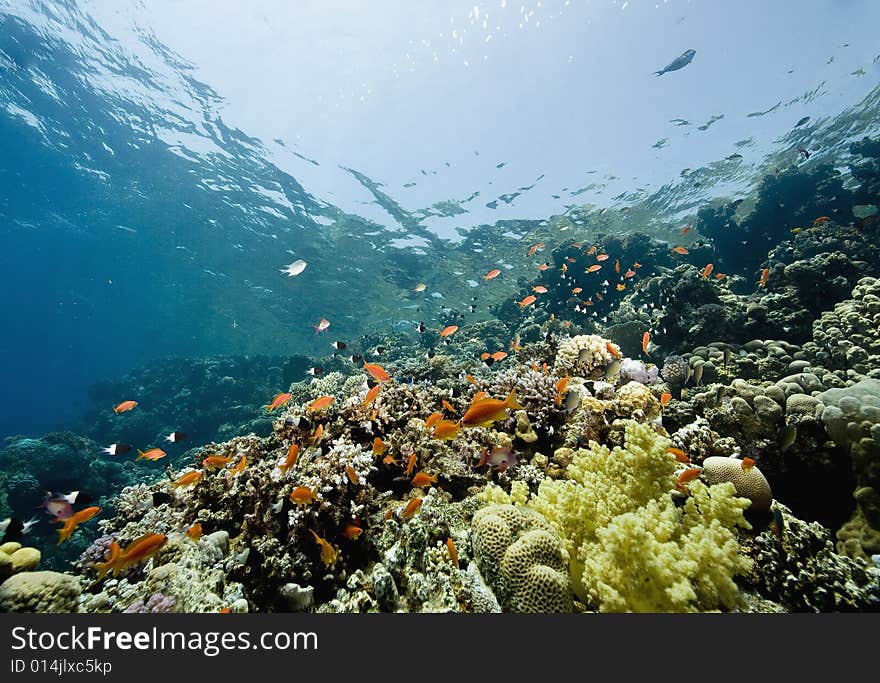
[654,49,696,76]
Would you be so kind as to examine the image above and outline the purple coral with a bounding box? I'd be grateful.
[619,359,659,385]
[78,534,114,572]
[123,594,176,613]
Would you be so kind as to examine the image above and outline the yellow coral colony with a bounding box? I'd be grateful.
[483,420,753,612]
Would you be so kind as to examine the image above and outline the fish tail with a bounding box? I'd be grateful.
[136,449,146,460]
[505,389,524,411]
[653,70,663,76]
[56,523,72,545]
[93,557,114,581]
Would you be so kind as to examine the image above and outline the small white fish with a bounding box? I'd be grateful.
[280,259,307,277]
[165,431,188,443]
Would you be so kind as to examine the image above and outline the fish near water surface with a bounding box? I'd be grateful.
[654,49,696,76]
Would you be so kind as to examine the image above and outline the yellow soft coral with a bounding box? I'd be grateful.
[525,420,753,612]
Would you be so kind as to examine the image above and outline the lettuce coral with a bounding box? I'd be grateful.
[503,420,753,612]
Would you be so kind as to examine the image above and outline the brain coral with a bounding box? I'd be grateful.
[701,457,773,515]
[471,504,572,613]
[510,420,753,612]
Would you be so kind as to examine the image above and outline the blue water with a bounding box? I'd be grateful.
[1,0,879,441]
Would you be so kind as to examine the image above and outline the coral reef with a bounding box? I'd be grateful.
[494,421,754,612]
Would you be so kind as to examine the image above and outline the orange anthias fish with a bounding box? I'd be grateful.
[491,351,508,362]
[446,538,459,567]
[440,325,459,337]
[715,272,726,280]
[666,447,690,464]
[57,506,101,545]
[616,283,626,292]
[309,530,338,567]
[624,269,636,279]
[113,400,138,414]
[137,448,167,461]
[404,453,417,478]
[280,444,300,474]
[528,243,544,257]
[441,399,456,413]
[172,470,203,489]
[230,455,247,475]
[660,392,672,407]
[560,263,568,274]
[425,412,443,429]
[642,331,651,355]
[401,498,423,520]
[615,259,621,273]
[587,264,602,273]
[538,262,550,271]
[264,392,293,412]
[741,457,757,471]
[672,246,689,255]
[372,437,386,456]
[460,390,523,427]
[681,224,691,235]
[186,523,202,541]
[94,533,167,579]
[758,268,769,288]
[411,471,437,488]
[483,268,502,281]
[203,454,234,469]
[701,263,714,279]
[363,384,381,408]
[364,362,392,382]
[308,395,335,412]
[813,216,830,225]
[675,468,702,492]
[554,376,570,405]
[572,287,583,294]
[290,486,319,506]
[606,341,621,359]
[382,454,398,467]
[343,524,363,541]
[596,253,609,261]
[532,285,548,293]
[431,420,461,440]
[518,295,537,308]
[310,423,324,444]
[345,465,360,485]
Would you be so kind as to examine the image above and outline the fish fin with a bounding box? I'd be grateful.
[505,389,524,411]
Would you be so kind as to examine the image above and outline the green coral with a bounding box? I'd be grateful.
[494,420,754,612]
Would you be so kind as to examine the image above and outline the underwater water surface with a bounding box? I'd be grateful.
[1,0,880,613]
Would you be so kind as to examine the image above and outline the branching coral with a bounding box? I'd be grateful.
[493,420,753,612]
